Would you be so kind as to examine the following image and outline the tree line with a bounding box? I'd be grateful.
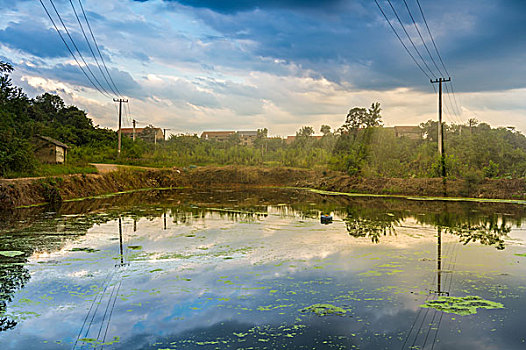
[2,61,526,180]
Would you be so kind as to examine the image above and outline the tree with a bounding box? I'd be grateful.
[320,125,331,136]
[296,126,314,137]
[341,102,382,133]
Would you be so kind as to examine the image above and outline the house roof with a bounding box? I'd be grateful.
[394,126,421,133]
[237,130,258,136]
[36,135,69,149]
[201,131,235,138]
[121,127,162,134]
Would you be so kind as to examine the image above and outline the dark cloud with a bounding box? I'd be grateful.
[138,0,345,14]
[158,0,526,92]
[0,20,86,58]
[19,61,143,98]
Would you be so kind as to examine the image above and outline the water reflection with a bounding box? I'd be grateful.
[0,188,525,349]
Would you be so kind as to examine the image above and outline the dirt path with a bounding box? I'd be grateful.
[90,163,120,173]
[90,163,162,173]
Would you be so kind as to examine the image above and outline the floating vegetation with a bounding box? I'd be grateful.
[0,251,24,257]
[70,248,99,253]
[128,245,142,250]
[421,296,504,316]
[300,304,348,316]
[515,253,526,257]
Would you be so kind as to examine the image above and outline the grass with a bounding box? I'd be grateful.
[5,163,98,178]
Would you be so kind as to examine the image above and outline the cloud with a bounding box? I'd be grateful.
[143,0,346,14]
[0,20,86,58]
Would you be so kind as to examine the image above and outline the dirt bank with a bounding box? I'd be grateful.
[1,166,526,209]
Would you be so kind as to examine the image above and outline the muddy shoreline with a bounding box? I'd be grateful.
[1,166,526,209]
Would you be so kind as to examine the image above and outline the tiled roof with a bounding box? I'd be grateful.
[36,135,69,148]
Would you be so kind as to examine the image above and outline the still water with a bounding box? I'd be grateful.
[0,188,525,349]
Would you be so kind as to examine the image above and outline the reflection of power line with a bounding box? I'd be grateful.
[73,217,129,349]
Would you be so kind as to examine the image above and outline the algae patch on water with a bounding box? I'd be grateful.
[0,251,24,257]
[421,296,504,316]
[70,247,100,253]
[300,304,348,316]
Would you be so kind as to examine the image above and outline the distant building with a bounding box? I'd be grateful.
[237,131,258,146]
[285,135,323,144]
[200,130,259,145]
[200,131,236,142]
[121,127,164,143]
[33,135,68,164]
[393,126,422,140]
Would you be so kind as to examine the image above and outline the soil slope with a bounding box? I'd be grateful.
[1,166,525,209]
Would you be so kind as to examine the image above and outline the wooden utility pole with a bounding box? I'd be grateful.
[132,119,137,141]
[113,98,129,157]
[430,78,451,178]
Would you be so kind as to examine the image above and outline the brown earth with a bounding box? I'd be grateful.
[1,166,526,209]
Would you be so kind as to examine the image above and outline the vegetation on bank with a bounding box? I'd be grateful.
[3,61,526,180]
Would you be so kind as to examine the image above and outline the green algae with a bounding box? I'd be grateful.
[300,304,348,316]
[515,253,526,257]
[421,296,504,316]
[0,251,24,257]
[291,187,526,205]
[70,247,99,253]
[128,245,142,250]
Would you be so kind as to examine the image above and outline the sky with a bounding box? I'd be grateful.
[1,0,525,136]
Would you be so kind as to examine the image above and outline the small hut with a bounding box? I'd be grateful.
[33,135,69,164]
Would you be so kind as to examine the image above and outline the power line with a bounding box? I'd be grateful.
[385,0,437,79]
[38,0,111,98]
[415,0,449,77]
[47,0,114,97]
[414,0,465,124]
[77,0,123,97]
[373,0,432,80]
[447,82,463,119]
[401,0,444,77]
[444,83,462,121]
[68,0,119,96]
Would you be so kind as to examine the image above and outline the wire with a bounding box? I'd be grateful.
[68,0,119,96]
[385,0,437,79]
[77,0,123,97]
[401,0,444,77]
[47,0,113,97]
[415,0,449,77]
[448,82,463,119]
[373,0,432,80]
[38,0,111,98]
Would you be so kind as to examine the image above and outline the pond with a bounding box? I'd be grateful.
[0,188,525,349]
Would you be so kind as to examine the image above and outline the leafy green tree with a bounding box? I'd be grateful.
[320,125,331,136]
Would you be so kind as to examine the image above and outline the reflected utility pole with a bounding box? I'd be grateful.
[164,212,167,230]
[432,227,449,296]
[116,216,129,267]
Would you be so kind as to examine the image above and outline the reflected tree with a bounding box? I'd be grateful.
[0,261,30,332]
[344,210,404,243]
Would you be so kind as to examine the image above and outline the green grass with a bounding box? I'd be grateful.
[5,163,98,178]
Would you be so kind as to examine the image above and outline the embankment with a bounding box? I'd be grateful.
[1,166,526,209]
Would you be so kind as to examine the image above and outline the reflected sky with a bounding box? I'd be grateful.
[0,189,525,349]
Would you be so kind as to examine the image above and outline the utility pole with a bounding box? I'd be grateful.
[132,119,137,141]
[113,98,129,157]
[430,78,451,178]
[163,128,171,141]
